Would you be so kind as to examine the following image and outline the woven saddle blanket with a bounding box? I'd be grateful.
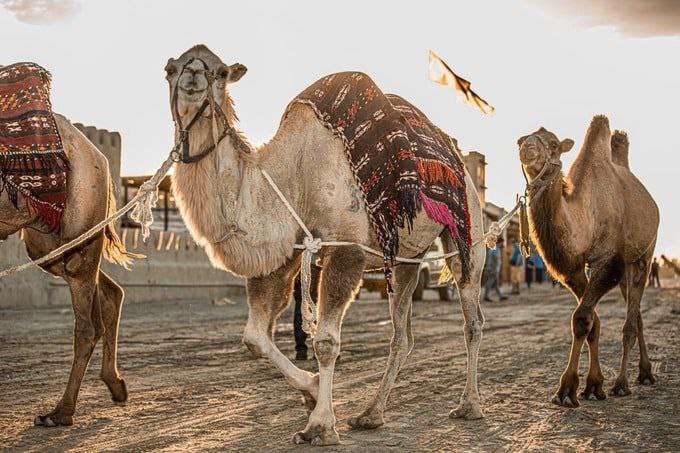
[284,72,472,282]
[0,62,69,232]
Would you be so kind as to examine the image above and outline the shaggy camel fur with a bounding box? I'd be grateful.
[165,45,487,445]
[518,116,659,408]
[0,115,136,426]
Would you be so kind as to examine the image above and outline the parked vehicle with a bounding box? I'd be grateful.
[361,238,457,301]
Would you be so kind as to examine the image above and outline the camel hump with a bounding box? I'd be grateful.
[611,130,630,168]
[581,114,613,161]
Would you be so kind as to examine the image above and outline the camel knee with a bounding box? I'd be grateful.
[465,319,483,342]
[622,320,638,348]
[572,306,594,339]
[243,324,270,358]
[313,333,340,367]
[74,321,97,351]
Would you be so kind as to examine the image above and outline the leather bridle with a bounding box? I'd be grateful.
[169,57,250,164]
[521,134,563,204]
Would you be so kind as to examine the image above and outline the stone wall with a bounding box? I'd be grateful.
[0,230,245,309]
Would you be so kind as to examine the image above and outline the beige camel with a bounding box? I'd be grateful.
[165,45,487,445]
[518,116,659,407]
[0,115,137,426]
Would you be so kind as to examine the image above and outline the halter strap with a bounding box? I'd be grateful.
[169,57,250,164]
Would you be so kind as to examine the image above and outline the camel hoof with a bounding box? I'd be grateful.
[34,412,73,427]
[580,385,606,401]
[551,392,579,408]
[292,432,307,445]
[104,376,128,404]
[311,431,340,446]
[347,413,385,429]
[638,371,656,386]
[609,382,631,397]
[449,401,484,420]
[292,428,340,446]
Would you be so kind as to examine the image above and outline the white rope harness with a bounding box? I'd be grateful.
[261,168,521,335]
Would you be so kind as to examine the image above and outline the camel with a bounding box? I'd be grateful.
[517,115,659,408]
[165,45,487,445]
[0,114,136,426]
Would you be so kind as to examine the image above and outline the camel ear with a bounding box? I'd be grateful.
[227,63,247,83]
[560,138,574,153]
[517,135,529,147]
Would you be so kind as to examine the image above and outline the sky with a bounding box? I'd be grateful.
[2,0,679,256]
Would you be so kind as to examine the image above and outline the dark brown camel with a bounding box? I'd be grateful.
[518,115,659,408]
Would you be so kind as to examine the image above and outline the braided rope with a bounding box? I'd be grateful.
[0,153,175,279]
[261,168,522,336]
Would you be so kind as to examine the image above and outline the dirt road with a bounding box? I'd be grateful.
[1,283,679,451]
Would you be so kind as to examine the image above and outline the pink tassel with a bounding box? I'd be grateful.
[419,192,459,238]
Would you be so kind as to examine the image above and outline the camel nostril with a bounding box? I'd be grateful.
[520,146,538,163]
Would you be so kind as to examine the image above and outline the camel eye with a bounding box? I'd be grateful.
[217,66,230,79]
[165,65,177,77]
[550,141,558,149]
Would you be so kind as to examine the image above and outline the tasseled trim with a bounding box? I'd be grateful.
[420,191,471,284]
[419,191,460,238]
[416,158,462,188]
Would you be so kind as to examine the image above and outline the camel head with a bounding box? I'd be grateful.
[517,127,574,180]
[164,44,247,126]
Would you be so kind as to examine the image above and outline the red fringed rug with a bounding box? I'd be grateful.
[0,62,69,232]
[284,72,472,283]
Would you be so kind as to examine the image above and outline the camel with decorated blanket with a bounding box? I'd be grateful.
[164,45,488,446]
[0,63,137,427]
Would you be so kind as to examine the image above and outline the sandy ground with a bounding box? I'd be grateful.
[1,282,679,452]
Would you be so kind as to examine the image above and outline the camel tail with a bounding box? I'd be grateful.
[103,179,144,269]
[611,130,630,168]
[438,228,471,286]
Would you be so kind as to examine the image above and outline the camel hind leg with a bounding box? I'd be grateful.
[98,271,128,403]
[448,237,485,420]
[347,260,420,430]
[611,257,655,396]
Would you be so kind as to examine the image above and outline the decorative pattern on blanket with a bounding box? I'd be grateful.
[284,72,471,283]
[0,62,69,232]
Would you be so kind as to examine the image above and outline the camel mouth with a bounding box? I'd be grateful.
[179,87,206,96]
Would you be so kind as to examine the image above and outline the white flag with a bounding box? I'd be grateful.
[428,50,495,115]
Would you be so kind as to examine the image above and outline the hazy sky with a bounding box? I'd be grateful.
[2,1,679,256]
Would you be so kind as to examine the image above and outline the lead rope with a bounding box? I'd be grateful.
[0,152,174,279]
[260,167,523,336]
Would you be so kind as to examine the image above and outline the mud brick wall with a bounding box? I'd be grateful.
[0,230,245,309]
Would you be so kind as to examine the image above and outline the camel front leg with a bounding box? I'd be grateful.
[293,245,365,446]
[553,256,625,407]
[243,256,319,401]
[348,262,420,429]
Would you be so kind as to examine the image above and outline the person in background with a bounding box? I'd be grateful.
[533,252,545,284]
[292,262,321,361]
[509,241,524,295]
[649,257,661,288]
[484,237,508,302]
